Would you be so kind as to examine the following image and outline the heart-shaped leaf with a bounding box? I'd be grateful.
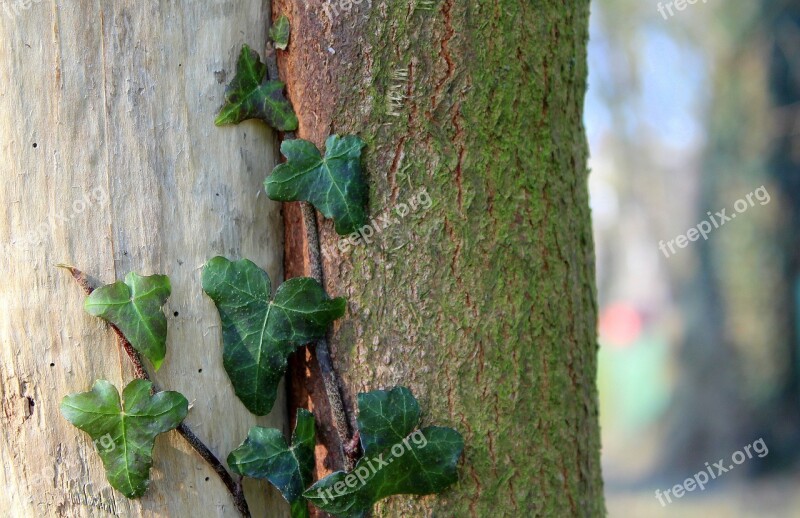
[202,257,346,415]
[270,15,291,50]
[265,135,369,235]
[60,379,188,499]
[304,387,463,517]
[215,44,299,131]
[84,272,171,370]
[228,409,316,518]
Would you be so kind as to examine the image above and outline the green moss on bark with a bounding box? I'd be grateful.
[280,0,603,515]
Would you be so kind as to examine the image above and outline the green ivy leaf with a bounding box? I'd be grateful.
[304,387,464,517]
[84,272,171,371]
[202,257,346,415]
[228,409,315,518]
[265,135,369,235]
[215,44,299,131]
[60,379,188,499]
[291,500,310,518]
[270,15,291,50]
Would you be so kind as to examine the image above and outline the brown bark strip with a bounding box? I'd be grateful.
[267,9,353,480]
[272,0,337,149]
[282,199,351,516]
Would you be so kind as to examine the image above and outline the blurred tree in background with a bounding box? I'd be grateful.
[665,0,800,474]
[590,0,800,494]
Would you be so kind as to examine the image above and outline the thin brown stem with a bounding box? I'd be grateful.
[299,204,357,471]
[58,264,251,518]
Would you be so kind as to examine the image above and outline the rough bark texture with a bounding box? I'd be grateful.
[0,2,288,516]
[276,0,604,516]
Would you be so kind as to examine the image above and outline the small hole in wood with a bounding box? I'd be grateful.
[32,143,37,148]
[50,363,55,367]
[173,311,179,317]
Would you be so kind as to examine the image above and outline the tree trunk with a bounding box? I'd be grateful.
[1,2,288,516]
[279,0,604,516]
[662,0,800,474]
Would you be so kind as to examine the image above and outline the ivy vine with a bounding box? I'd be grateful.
[59,14,463,518]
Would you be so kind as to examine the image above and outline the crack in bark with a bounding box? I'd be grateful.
[432,0,456,109]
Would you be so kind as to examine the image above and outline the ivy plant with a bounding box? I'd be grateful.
[228,409,316,518]
[202,256,346,415]
[304,387,464,517]
[84,272,170,370]
[60,379,188,498]
[265,135,369,235]
[269,15,290,50]
[59,16,464,516]
[228,386,464,518]
[215,44,298,131]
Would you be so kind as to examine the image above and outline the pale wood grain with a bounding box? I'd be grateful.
[0,1,288,516]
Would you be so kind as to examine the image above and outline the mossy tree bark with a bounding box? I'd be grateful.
[278,0,604,516]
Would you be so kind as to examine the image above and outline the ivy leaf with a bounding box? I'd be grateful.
[228,409,315,518]
[270,15,291,50]
[291,500,310,518]
[60,379,188,499]
[202,257,346,415]
[215,44,299,131]
[84,272,171,371]
[304,387,464,517]
[265,135,369,235]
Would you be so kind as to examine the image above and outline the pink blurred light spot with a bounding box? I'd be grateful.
[599,303,642,348]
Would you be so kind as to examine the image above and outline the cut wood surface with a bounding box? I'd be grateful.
[0,2,288,516]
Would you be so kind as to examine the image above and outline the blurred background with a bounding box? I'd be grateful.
[587,0,800,516]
